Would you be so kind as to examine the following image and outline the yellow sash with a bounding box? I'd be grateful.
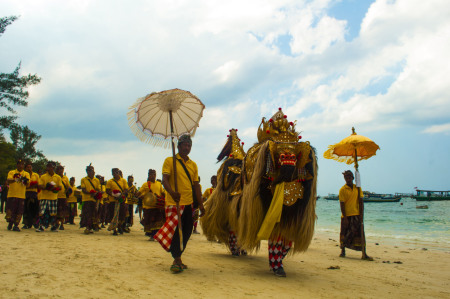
[257,182,284,240]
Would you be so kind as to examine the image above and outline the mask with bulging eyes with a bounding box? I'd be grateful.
[278,152,297,167]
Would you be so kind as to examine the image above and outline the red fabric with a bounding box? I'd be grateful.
[154,205,185,252]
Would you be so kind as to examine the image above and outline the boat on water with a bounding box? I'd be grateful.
[413,189,450,201]
[323,192,401,202]
[363,194,401,202]
[323,194,339,200]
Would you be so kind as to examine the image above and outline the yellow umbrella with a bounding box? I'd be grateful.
[323,127,380,256]
[323,127,380,166]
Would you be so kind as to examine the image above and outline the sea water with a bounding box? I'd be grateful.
[315,197,450,251]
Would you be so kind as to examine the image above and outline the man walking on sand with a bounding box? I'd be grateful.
[339,170,372,260]
[36,161,62,232]
[154,134,205,273]
[5,159,30,231]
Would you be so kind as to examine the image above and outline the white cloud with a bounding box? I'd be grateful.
[422,123,450,134]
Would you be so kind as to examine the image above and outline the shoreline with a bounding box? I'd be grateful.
[1,216,449,298]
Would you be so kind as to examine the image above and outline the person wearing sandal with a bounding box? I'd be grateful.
[154,134,205,274]
[339,170,373,261]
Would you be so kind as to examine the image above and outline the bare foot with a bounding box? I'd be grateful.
[362,255,373,261]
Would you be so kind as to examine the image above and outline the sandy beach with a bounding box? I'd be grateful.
[0,215,448,299]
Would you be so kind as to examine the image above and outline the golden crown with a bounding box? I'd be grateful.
[228,129,246,160]
[257,108,300,144]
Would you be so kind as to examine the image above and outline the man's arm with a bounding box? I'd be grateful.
[193,181,205,216]
[162,173,180,202]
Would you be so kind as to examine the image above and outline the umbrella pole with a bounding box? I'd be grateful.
[169,110,183,251]
[354,148,366,257]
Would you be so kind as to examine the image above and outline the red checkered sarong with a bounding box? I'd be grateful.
[154,205,185,252]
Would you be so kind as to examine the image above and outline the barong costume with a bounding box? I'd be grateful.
[23,171,39,228]
[38,173,63,228]
[5,169,30,226]
[201,109,318,275]
[201,129,246,256]
[79,176,101,230]
[139,180,165,237]
[339,183,365,251]
[154,153,198,259]
[106,177,128,232]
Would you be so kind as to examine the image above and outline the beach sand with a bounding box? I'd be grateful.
[1,216,449,299]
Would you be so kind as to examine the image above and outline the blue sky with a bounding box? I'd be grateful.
[1,0,449,195]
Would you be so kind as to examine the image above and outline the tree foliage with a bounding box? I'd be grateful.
[1,15,47,178]
[0,16,41,134]
[0,140,17,184]
[9,124,45,161]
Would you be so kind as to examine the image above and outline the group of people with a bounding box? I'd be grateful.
[3,129,370,276]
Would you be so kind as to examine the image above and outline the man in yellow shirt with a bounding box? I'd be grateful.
[5,159,30,231]
[36,161,62,232]
[80,165,102,234]
[55,165,70,230]
[124,175,137,232]
[137,169,165,240]
[154,134,205,273]
[202,175,217,202]
[339,170,372,260]
[106,168,128,235]
[22,161,40,229]
[98,175,108,228]
[66,177,78,225]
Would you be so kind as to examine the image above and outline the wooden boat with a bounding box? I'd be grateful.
[363,194,401,202]
[413,189,450,201]
[323,194,338,200]
[324,192,401,202]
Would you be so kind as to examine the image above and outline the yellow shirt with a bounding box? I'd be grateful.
[138,180,165,209]
[81,176,101,202]
[162,153,198,206]
[67,183,78,203]
[101,184,108,204]
[125,184,138,204]
[26,172,40,192]
[106,178,128,203]
[57,175,70,199]
[339,184,364,217]
[39,173,63,200]
[7,169,30,199]
[202,187,214,200]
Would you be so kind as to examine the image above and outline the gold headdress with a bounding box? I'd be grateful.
[228,129,245,161]
[257,108,300,144]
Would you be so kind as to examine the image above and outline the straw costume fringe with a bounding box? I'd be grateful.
[235,141,270,252]
[201,163,233,244]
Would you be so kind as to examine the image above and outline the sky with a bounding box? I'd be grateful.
[1,0,449,195]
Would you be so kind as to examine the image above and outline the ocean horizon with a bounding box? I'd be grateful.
[315,197,450,251]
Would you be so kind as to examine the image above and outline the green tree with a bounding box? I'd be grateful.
[10,124,45,161]
[0,139,17,183]
[0,16,41,136]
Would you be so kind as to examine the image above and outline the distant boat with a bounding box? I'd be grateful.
[413,189,450,201]
[323,192,401,202]
[363,194,401,202]
[323,194,339,200]
[416,205,429,209]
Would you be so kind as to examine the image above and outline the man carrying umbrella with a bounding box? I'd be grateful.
[339,170,372,261]
[154,134,205,273]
